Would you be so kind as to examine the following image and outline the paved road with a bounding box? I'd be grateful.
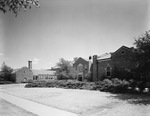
[0,91,77,116]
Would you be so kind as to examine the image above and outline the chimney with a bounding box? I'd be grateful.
[93,55,98,81]
[88,56,92,73]
[28,61,32,70]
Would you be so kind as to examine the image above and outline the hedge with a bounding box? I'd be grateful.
[25,78,133,93]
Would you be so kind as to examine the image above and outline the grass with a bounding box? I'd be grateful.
[1,84,118,114]
[0,98,37,116]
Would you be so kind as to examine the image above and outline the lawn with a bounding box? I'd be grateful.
[1,84,150,116]
[0,84,120,115]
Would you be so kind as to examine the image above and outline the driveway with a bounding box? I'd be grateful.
[0,84,150,116]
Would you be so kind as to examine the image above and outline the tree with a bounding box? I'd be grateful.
[134,30,150,82]
[73,57,78,63]
[0,0,40,16]
[0,62,13,81]
[56,58,78,80]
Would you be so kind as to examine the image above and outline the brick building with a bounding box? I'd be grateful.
[11,61,57,83]
[73,57,91,81]
[73,46,136,81]
[92,46,136,81]
[11,66,33,83]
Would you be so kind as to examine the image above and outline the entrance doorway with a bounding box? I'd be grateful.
[78,74,83,81]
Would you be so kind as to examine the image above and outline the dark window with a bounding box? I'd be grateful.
[106,66,111,77]
[85,65,87,70]
[121,51,125,54]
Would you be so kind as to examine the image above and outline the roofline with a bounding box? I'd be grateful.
[98,58,111,62]
[111,46,131,56]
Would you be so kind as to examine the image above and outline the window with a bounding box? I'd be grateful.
[121,50,125,54]
[77,64,83,72]
[106,66,111,77]
[85,65,88,70]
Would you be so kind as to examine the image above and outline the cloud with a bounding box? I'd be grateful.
[33,58,40,64]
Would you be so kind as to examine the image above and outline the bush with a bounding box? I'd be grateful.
[25,80,95,90]
[27,79,34,83]
[0,81,14,84]
[111,78,129,93]
[85,72,93,82]
[94,78,129,93]
[111,67,134,80]
[25,78,140,94]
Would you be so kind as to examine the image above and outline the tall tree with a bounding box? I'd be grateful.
[56,58,78,80]
[134,30,150,81]
[0,0,40,16]
[0,62,13,81]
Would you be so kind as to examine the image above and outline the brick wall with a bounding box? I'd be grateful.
[94,46,136,81]
[15,67,33,83]
[73,57,89,81]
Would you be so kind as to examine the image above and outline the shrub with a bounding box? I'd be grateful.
[0,81,14,84]
[27,79,34,83]
[111,67,134,80]
[25,78,132,94]
[85,72,93,82]
[111,78,129,93]
[94,78,129,93]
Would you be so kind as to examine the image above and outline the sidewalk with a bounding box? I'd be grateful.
[0,91,77,116]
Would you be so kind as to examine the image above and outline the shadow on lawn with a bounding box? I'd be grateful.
[109,93,150,105]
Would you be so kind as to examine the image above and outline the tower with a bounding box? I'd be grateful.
[28,61,32,70]
[92,55,98,81]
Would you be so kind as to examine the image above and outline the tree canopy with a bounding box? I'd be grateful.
[0,62,13,81]
[56,58,78,80]
[0,0,40,16]
[134,30,150,80]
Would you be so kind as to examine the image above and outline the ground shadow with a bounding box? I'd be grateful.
[108,93,150,105]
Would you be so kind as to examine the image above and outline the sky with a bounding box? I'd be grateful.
[0,0,149,69]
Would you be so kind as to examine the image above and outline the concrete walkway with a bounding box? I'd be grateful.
[0,91,77,116]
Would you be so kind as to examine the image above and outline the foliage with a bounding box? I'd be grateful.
[0,62,13,81]
[25,80,93,89]
[73,57,78,63]
[0,81,14,84]
[134,30,150,81]
[56,58,78,80]
[25,78,131,93]
[111,66,134,81]
[94,78,130,93]
[85,72,93,82]
[0,0,40,16]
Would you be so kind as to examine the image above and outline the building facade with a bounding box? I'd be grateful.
[92,46,136,81]
[11,67,33,83]
[73,46,136,81]
[32,70,57,81]
[11,61,57,83]
[73,57,92,81]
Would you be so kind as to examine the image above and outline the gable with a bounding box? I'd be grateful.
[73,57,89,70]
[111,46,134,60]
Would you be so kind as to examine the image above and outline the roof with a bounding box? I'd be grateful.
[12,67,28,73]
[112,46,133,56]
[12,68,20,73]
[32,69,56,75]
[97,53,111,60]
[97,46,134,60]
